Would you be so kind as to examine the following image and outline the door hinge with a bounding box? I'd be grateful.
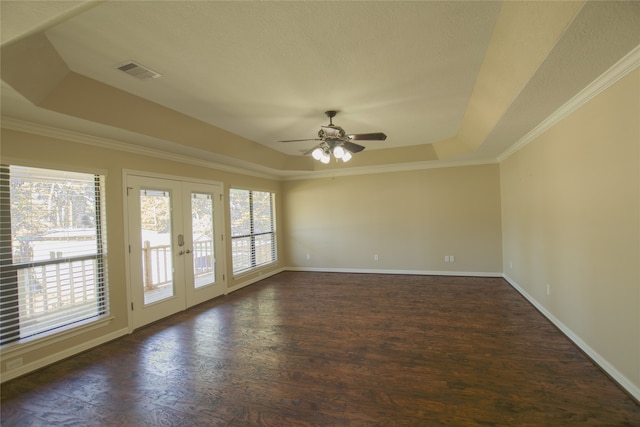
[221,234,224,241]
[223,274,225,281]
[220,194,223,201]
[128,244,131,253]
[127,186,133,196]
[131,302,134,311]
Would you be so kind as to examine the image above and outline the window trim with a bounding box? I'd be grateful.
[229,188,277,276]
[0,315,114,357]
[0,163,110,348]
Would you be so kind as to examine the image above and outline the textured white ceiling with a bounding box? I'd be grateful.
[1,1,639,174]
[42,1,500,155]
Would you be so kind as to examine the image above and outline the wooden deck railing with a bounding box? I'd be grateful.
[142,240,214,290]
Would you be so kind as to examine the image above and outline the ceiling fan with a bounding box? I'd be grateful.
[279,111,387,163]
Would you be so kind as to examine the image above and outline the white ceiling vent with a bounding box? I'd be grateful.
[117,61,162,80]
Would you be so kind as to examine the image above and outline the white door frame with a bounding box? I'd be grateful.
[122,170,227,332]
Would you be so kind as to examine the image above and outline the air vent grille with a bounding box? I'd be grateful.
[117,61,162,79]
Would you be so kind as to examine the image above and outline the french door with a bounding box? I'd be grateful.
[126,173,225,329]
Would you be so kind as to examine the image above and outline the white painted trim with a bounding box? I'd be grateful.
[122,170,135,333]
[503,274,640,403]
[1,327,129,383]
[1,316,115,358]
[282,158,499,181]
[285,266,502,277]
[225,267,286,294]
[498,43,640,162]
[2,117,499,180]
[1,117,281,180]
[1,156,109,177]
[123,169,225,187]
[122,171,228,330]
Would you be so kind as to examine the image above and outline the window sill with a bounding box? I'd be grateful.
[232,261,279,280]
[1,315,114,358]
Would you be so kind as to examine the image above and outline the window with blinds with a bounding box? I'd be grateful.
[0,165,109,346]
[229,189,276,275]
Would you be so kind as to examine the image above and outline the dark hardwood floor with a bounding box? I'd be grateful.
[2,272,639,426]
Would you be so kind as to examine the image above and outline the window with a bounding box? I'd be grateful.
[0,165,109,345]
[229,189,276,274]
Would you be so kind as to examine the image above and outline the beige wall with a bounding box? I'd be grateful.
[500,68,640,394]
[1,67,637,401]
[283,164,503,274]
[0,128,284,378]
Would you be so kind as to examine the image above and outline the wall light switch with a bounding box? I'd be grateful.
[450,255,455,262]
[445,256,450,262]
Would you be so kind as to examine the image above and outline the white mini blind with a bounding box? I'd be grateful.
[0,165,109,345]
[229,189,276,274]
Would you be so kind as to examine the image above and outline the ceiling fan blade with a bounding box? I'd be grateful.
[342,141,366,153]
[347,132,387,141]
[278,138,321,143]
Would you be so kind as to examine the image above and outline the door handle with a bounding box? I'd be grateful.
[185,249,192,254]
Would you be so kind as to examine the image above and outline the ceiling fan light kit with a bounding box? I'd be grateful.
[279,110,386,163]
[311,145,353,164]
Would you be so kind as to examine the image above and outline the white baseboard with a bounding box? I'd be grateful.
[503,274,640,402]
[225,267,286,294]
[1,327,129,383]
[285,266,503,277]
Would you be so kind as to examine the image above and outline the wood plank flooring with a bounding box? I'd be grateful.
[2,272,639,426]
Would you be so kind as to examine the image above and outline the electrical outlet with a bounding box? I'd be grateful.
[374,254,379,262]
[445,256,450,262]
[306,253,310,260]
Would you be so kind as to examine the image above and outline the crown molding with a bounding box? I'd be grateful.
[2,116,499,181]
[281,157,498,181]
[497,43,640,163]
[0,117,283,180]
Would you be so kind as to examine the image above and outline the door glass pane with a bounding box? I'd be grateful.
[191,192,215,288]
[140,189,174,304]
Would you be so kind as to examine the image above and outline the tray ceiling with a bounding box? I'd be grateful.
[2,1,639,176]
